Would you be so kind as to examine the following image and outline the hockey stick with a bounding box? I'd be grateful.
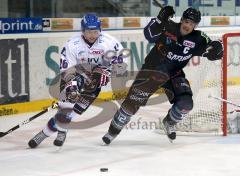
[0,103,58,138]
[208,94,240,108]
[152,0,164,8]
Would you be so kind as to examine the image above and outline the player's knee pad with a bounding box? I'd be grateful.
[111,107,132,130]
[164,76,193,104]
[172,77,192,98]
[169,95,193,122]
[175,95,194,111]
[47,117,58,132]
[53,109,74,131]
[55,109,72,123]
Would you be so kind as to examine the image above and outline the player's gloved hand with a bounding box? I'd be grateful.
[157,6,175,23]
[92,65,111,87]
[202,40,223,61]
[65,74,84,103]
[52,101,59,109]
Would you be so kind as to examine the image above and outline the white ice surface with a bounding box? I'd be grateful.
[0,104,240,176]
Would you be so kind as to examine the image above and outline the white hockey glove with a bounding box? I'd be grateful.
[92,65,111,87]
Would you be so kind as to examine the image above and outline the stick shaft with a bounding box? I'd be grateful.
[153,0,164,8]
[0,105,54,138]
[210,95,240,108]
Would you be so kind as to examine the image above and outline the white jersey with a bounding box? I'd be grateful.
[60,32,123,81]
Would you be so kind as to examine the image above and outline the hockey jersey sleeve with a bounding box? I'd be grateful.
[144,18,165,43]
[110,35,124,57]
[107,35,128,76]
[193,31,212,56]
[60,41,78,82]
[102,35,124,66]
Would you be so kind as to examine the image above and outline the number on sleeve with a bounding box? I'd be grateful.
[60,59,68,69]
[61,47,66,57]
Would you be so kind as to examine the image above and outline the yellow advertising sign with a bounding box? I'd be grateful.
[123,18,141,28]
[100,18,109,28]
[211,17,230,25]
[51,18,73,30]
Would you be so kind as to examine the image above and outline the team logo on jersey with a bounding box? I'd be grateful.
[183,40,195,48]
[89,49,104,55]
[88,57,100,63]
[167,52,192,62]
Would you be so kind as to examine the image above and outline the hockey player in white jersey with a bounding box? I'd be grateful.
[28,13,124,148]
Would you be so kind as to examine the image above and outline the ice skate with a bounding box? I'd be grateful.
[28,131,48,148]
[102,132,118,145]
[53,130,67,147]
[162,115,176,143]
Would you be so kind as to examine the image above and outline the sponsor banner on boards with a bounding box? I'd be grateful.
[0,39,30,105]
[211,16,230,25]
[123,17,141,28]
[0,18,42,34]
[51,18,73,30]
[99,18,110,29]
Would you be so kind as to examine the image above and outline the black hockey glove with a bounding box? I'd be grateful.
[65,74,84,103]
[83,65,111,92]
[157,6,175,23]
[202,40,223,61]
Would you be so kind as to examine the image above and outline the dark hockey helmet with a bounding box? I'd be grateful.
[81,13,101,31]
[182,8,201,23]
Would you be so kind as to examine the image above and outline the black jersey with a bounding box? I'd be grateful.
[143,18,211,73]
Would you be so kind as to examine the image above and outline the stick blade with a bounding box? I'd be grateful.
[0,132,7,138]
[152,0,163,8]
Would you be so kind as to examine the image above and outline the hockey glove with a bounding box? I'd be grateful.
[65,74,84,103]
[202,40,223,61]
[157,6,175,23]
[92,65,111,87]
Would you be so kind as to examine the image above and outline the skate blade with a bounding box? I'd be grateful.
[55,146,63,152]
[159,121,173,143]
[101,143,108,146]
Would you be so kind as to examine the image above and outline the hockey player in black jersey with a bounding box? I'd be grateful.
[102,6,223,144]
